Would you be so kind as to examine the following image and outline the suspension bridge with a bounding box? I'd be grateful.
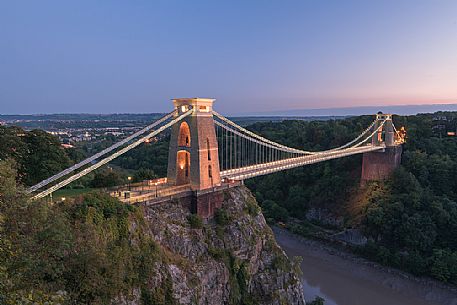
[28,98,405,218]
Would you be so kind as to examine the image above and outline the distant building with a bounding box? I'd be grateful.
[432,124,446,130]
[105,131,124,136]
[433,115,448,121]
[48,131,70,136]
[81,131,93,141]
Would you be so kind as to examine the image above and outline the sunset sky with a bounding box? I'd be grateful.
[1,1,457,115]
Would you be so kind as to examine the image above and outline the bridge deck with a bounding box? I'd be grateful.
[110,180,242,205]
[220,144,384,180]
[109,145,384,204]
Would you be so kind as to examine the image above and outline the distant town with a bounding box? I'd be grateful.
[0,113,353,145]
[0,113,164,145]
[432,114,457,136]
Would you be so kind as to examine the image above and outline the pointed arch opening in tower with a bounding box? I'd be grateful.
[176,150,190,185]
[178,122,191,147]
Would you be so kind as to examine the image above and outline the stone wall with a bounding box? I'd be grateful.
[361,145,402,185]
[192,191,224,219]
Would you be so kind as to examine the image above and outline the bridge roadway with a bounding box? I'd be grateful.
[111,180,242,204]
[220,144,385,180]
[109,145,384,204]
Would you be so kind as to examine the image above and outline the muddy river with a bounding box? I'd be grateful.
[273,228,457,305]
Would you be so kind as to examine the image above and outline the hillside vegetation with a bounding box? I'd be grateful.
[1,112,457,286]
[0,160,157,304]
[0,159,304,304]
[246,112,457,284]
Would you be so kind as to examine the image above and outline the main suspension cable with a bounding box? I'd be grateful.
[213,111,379,155]
[213,111,314,155]
[352,119,387,148]
[28,110,176,193]
[31,109,193,200]
[326,120,377,151]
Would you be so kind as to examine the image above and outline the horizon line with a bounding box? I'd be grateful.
[1,102,457,117]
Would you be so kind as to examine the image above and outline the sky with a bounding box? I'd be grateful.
[1,0,457,115]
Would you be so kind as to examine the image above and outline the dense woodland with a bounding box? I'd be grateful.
[245,112,457,284]
[0,126,170,303]
[0,159,176,304]
[0,111,457,304]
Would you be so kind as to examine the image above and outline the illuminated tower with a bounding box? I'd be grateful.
[362,113,402,185]
[371,112,395,147]
[167,98,222,191]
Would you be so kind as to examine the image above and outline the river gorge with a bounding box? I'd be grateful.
[274,228,457,305]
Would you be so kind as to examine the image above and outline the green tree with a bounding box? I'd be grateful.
[90,169,125,188]
[23,129,72,185]
[308,296,325,305]
[430,249,457,283]
[133,168,158,182]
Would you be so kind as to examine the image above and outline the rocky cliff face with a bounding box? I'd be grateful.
[117,186,305,305]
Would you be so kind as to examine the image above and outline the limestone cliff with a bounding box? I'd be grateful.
[117,186,305,305]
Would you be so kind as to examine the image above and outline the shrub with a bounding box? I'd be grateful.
[271,255,289,272]
[308,296,325,305]
[215,208,230,226]
[430,249,457,283]
[245,197,260,216]
[187,214,203,229]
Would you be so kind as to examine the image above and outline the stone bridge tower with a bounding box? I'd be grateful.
[167,98,223,218]
[361,113,402,185]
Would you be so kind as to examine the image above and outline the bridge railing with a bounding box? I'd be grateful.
[221,144,384,180]
[114,184,192,204]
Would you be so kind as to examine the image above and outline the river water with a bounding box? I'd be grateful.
[273,228,457,305]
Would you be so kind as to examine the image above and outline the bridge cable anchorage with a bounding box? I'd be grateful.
[212,111,379,155]
[31,109,193,200]
[27,110,177,193]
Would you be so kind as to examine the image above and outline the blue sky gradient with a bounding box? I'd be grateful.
[1,1,456,115]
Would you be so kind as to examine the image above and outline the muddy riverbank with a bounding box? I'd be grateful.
[273,227,457,305]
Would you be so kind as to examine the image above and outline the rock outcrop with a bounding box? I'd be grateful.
[117,186,305,305]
